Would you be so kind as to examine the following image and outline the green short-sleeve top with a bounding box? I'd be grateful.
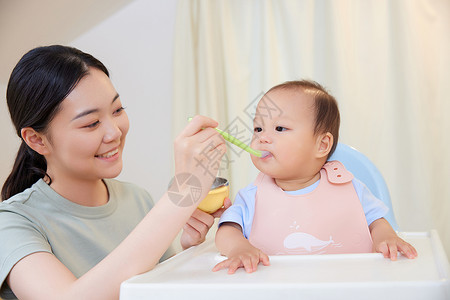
[0,179,170,299]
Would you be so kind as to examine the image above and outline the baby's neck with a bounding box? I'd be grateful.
[274,172,321,191]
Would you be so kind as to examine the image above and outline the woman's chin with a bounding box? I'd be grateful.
[102,164,123,179]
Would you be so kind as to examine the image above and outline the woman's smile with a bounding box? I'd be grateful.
[95,148,119,159]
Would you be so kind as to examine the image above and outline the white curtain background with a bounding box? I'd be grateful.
[173,0,450,256]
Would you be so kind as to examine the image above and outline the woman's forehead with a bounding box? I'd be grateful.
[61,70,117,112]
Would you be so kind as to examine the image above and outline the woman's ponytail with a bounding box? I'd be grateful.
[1,142,49,200]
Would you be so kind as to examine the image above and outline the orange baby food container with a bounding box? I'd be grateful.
[197,177,229,213]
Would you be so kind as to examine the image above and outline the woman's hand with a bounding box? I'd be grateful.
[173,115,226,202]
[180,198,232,249]
[210,197,232,218]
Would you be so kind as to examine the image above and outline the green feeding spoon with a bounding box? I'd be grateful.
[188,118,269,158]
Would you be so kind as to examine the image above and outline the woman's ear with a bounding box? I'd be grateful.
[21,127,50,156]
[316,132,333,159]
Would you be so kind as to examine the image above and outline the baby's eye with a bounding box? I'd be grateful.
[254,127,262,133]
[275,126,287,132]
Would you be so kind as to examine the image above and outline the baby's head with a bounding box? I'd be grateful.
[266,80,340,156]
[251,80,340,188]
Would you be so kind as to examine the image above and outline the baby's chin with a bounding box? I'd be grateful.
[252,162,277,178]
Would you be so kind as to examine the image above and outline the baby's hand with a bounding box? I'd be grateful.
[374,236,418,260]
[370,218,418,261]
[212,245,270,274]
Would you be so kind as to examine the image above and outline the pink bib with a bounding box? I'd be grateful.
[249,161,373,255]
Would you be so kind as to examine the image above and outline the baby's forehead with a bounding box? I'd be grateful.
[254,90,315,123]
[258,88,315,111]
[267,86,316,99]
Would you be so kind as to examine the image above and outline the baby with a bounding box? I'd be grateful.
[213,80,417,274]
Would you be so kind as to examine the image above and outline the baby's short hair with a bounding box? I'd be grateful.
[267,80,340,157]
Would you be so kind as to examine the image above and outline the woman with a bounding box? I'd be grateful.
[0,45,227,299]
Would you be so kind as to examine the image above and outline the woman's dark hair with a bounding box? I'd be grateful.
[267,80,340,159]
[1,45,109,201]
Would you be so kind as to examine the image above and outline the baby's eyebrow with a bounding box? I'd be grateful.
[253,115,267,124]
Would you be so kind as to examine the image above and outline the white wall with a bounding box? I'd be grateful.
[0,0,177,201]
[71,0,177,200]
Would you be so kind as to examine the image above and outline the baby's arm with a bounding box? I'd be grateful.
[213,222,270,274]
[369,218,418,260]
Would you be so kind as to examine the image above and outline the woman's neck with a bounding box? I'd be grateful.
[48,177,109,207]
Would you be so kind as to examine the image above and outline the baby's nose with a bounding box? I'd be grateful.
[259,133,272,144]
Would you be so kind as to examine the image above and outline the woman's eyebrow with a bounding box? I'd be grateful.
[112,93,120,103]
[72,108,99,121]
[72,93,120,121]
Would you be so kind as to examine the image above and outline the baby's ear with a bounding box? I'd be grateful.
[316,132,333,159]
[21,127,50,156]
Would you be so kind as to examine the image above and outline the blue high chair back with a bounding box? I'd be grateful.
[328,143,399,230]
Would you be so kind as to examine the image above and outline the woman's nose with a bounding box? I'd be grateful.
[103,119,122,143]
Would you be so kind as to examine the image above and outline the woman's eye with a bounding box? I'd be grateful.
[254,127,262,133]
[275,126,287,132]
[85,121,100,128]
[114,106,126,115]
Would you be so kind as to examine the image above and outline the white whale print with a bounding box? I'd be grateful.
[283,232,340,253]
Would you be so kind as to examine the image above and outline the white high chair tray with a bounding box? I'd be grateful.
[120,231,449,300]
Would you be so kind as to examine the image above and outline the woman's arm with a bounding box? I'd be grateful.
[7,115,226,300]
[8,192,211,299]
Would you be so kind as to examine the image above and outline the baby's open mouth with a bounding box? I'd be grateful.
[260,151,271,158]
